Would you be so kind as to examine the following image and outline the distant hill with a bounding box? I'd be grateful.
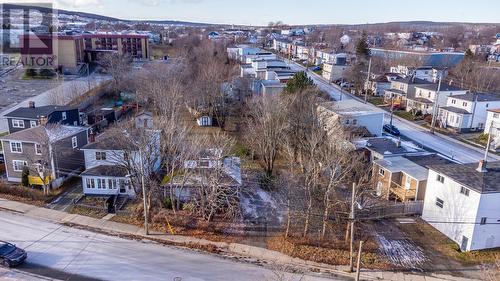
[2,3,211,27]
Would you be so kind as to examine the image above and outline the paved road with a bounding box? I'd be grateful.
[287,60,500,164]
[0,211,340,281]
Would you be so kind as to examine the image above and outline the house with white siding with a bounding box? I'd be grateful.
[438,93,500,132]
[484,109,500,150]
[406,83,467,115]
[422,161,500,251]
[80,120,161,198]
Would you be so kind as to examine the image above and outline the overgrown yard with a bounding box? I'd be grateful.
[268,235,390,269]
[395,218,495,279]
[0,182,69,207]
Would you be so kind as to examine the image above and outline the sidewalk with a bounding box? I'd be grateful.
[0,198,478,281]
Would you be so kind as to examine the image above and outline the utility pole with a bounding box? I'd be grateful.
[348,182,356,273]
[390,94,394,126]
[355,241,364,281]
[140,149,149,235]
[430,74,442,134]
[364,57,372,104]
[430,74,443,134]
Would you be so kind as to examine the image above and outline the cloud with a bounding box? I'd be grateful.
[58,0,101,7]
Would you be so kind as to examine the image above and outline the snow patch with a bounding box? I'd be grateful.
[376,234,428,270]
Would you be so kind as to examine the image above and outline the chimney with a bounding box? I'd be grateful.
[89,130,96,143]
[28,101,35,108]
[39,115,48,126]
[476,160,487,173]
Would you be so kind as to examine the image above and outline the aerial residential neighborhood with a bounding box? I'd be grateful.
[0,1,499,281]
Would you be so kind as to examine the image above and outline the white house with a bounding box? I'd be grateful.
[80,124,161,198]
[422,161,500,251]
[438,93,500,132]
[317,100,384,137]
[406,84,467,115]
[322,62,348,82]
[484,109,500,150]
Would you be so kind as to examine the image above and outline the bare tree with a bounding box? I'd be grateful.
[246,95,287,177]
[193,131,240,222]
[100,53,132,91]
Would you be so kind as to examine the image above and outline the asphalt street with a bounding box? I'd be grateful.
[0,211,341,281]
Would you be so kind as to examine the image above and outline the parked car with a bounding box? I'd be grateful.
[383,124,401,136]
[0,241,27,267]
[311,66,322,71]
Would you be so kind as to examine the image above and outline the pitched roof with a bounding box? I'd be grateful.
[81,165,129,177]
[415,83,466,92]
[0,125,87,143]
[439,106,471,115]
[4,105,77,119]
[404,154,456,167]
[451,93,500,102]
[394,76,432,85]
[429,162,500,193]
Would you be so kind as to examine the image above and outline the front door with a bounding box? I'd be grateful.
[460,236,469,252]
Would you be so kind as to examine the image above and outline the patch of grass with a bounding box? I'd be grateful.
[394,110,416,121]
[368,97,385,106]
[267,236,390,269]
[69,205,107,219]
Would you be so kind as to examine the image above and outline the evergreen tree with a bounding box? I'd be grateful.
[283,71,314,94]
[356,31,371,60]
[21,166,30,187]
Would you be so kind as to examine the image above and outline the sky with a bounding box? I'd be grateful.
[26,0,500,25]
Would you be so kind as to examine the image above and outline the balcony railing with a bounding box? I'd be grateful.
[390,181,417,202]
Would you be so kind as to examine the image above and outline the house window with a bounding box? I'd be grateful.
[451,99,456,104]
[436,174,445,183]
[10,141,22,153]
[97,178,106,189]
[71,136,78,148]
[62,112,67,120]
[30,121,37,128]
[35,144,42,155]
[494,113,499,119]
[352,119,358,125]
[96,151,107,160]
[480,217,487,225]
[379,168,385,176]
[12,160,27,172]
[86,178,95,189]
[435,197,444,208]
[460,186,470,196]
[108,179,117,189]
[12,119,25,128]
[462,102,467,106]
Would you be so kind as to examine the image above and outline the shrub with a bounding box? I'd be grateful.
[21,167,29,187]
[233,143,251,158]
[258,173,276,190]
[163,197,173,209]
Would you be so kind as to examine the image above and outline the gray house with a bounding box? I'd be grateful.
[0,125,89,187]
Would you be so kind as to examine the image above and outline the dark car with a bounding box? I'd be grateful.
[0,241,27,267]
[383,124,401,136]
